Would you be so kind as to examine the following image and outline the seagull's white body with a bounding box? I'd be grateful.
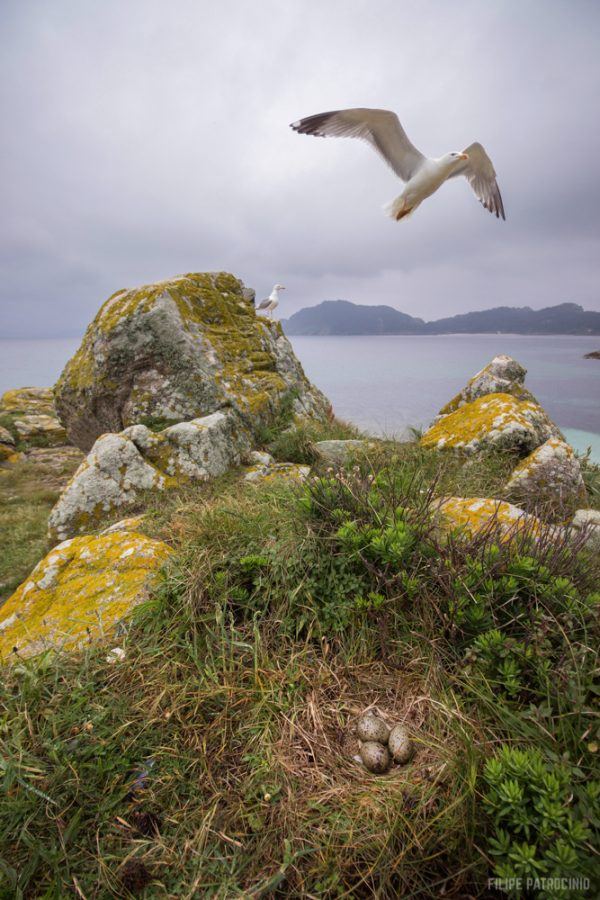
[291,107,505,221]
[257,283,285,317]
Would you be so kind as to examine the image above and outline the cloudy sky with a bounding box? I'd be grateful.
[1,0,599,338]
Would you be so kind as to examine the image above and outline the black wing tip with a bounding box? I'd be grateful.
[289,111,336,136]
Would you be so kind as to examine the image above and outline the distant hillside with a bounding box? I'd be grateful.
[282,301,600,336]
[281,300,425,335]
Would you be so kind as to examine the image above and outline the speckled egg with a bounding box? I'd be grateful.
[359,741,391,773]
[388,724,413,764]
[356,713,390,744]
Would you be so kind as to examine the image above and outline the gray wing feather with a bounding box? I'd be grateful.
[448,141,505,219]
[257,299,271,309]
[290,108,426,182]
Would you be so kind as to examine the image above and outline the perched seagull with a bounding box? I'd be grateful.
[290,107,505,222]
[257,283,285,318]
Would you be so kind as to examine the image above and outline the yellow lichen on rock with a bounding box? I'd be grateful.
[243,462,310,483]
[435,355,534,420]
[0,531,171,661]
[0,387,55,416]
[421,393,556,454]
[433,497,542,540]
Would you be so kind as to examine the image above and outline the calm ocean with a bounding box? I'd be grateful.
[1,334,599,461]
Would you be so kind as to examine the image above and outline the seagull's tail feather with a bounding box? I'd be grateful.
[383,195,415,222]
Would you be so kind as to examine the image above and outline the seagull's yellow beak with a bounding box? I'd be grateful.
[459,153,469,160]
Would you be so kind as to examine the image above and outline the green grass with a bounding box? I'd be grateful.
[1,436,599,897]
[0,454,81,602]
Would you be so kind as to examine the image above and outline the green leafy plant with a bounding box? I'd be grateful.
[483,746,597,894]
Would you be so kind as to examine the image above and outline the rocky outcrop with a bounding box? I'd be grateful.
[0,527,170,660]
[0,387,68,453]
[421,356,589,518]
[421,393,559,455]
[48,411,249,542]
[505,438,586,518]
[0,387,55,416]
[54,272,330,451]
[434,355,535,421]
[421,356,563,457]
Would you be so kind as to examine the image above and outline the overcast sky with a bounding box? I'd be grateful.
[1,0,599,338]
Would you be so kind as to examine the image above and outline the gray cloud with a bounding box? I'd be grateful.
[1,0,599,337]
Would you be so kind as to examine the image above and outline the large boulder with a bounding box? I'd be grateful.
[55,272,330,450]
[505,438,587,518]
[48,411,248,542]
[422,356,562,457]
[434,355,536,421]
[0,528,170,660]
[421,393,559,455]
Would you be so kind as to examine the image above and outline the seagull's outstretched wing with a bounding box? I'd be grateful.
[448,142,505,219]
[257,298,271,310]
[291,108,426,182]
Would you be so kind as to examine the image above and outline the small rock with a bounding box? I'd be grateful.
[0,425,15,447]
[247,450,274,466]
[243,462,310,483]
[388,724,413,764]
[13,414,67,447]
[106,647,126,664]
[570,508,600,551]
[313,440,372,466]
[357,713,390,744]
[360,741,390,774]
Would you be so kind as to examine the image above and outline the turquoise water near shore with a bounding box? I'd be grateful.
[1,334,599,461]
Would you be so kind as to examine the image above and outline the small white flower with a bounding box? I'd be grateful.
[106,647,126,664]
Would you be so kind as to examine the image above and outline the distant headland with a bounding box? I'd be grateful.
[282,300,600,336]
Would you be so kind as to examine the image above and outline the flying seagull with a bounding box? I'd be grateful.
[257,283,285,317]
[290,107,505,222]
